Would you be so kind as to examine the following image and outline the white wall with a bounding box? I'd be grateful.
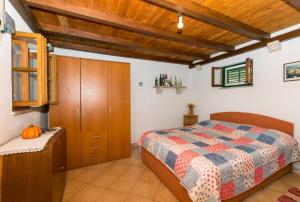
[0,0,47,145]
[53,48,193,143]
[189,36,300,168]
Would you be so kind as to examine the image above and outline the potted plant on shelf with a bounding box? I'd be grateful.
[187,103,195,115]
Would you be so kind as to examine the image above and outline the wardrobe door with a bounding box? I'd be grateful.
[49,56,81,169]
[108,62,131,160]
[81,59,109,166]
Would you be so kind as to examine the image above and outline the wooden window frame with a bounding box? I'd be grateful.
[211,67,223,87]
[212,58,253,88]
[12,32,48,107]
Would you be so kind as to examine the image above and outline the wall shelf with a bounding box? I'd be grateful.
[153,86,187,94]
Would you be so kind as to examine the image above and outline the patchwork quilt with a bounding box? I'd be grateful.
[138,120,300,202]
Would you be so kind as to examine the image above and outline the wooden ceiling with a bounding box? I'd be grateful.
[11,0,300,66]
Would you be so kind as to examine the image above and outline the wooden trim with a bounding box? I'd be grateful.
[42,24,209,60]
[142,148,292,202]
[50,40,192,65]
[48,54,59,104]
[211,67,223,87]
[282,0,300,11]
[13,101,39,106]
[144,0,270,40]
[12,67,37,72]
[25,0,234,51]
[191,28,300,66]
[210,112,294,136]
[245,58,253,84]
[9,0,41,33]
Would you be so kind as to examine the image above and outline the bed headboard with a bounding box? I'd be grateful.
[210,112,294,136]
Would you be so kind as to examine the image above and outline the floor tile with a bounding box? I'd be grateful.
[154,183,179,202]
[264,189,285,201]
[72,169,102,184]
[281,173,300,188]
[86,162,112,172]
[67,168,86,181]
[110,178,137,193]
[63,181,88,200]
[96,189,127,202]
[69,185,106,202]
[122,165,147,181]
[264,179,290,192]
[125,195,153,202]
[243,189,270,202]
[89,172,119,188]
[131,179,160,200]
[104,163,130,176]
[140,169,160,185]
[132,159,147,168]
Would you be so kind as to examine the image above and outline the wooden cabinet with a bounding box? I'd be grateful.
[0,130,66,202]
[108,62,131,160]
[50,56,131,169]
[50,56,81,169]
[12,32,48,107]
[183,115,198,126]
[81,59,109,166]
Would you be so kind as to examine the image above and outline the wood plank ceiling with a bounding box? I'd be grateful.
[12,0,300,66]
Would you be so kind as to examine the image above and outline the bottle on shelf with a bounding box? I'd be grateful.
[174,76,177,87]
[159,74,162,86]
[155,77,158,86]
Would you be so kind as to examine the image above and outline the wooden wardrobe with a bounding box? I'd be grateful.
[49,56,131,169]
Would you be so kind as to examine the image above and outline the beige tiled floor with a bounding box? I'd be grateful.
[63,147,300,202]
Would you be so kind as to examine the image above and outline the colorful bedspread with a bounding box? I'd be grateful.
[138,120,300,202]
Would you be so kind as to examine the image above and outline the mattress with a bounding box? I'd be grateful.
[138,120,300,202]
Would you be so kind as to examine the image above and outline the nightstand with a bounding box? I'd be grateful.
[183,115,198,126]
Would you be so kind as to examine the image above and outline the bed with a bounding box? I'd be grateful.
[138,112,300,202]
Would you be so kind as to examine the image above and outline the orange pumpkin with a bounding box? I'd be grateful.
[21,125,42,139]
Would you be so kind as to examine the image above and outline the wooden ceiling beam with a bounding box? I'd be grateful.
[41,23,208,60]
[50,40,192,65]
[9,0,41,32]
[190,29,300,67]
[144,0,270,40]
[25,0,234,51]
[282,0,300,11]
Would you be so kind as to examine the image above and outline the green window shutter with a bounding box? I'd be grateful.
[227,66,246,84]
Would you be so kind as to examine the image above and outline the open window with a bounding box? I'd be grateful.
[212,58,253,88]
[12,32,48,108]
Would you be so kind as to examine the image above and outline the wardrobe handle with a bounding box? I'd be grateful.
[109,107,112,114]
[82,108,85,117]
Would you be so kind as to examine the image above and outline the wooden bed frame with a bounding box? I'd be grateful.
[141,112,294,202]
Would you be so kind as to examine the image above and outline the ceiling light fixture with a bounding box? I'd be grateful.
[177,13,184,33]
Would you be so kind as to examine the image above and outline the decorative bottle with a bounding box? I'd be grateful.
[155,77,158,86]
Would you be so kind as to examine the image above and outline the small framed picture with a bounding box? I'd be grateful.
[284,61,300,82]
